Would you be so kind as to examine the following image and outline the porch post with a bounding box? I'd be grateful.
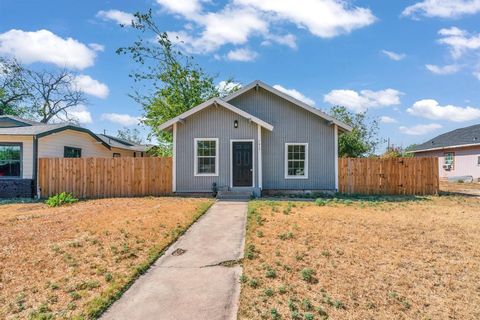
[334,124,338,191]
[257,124,262,189]
[172,123,177,193]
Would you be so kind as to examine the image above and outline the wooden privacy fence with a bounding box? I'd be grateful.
[338,157,439,195]
[38,157,172,198]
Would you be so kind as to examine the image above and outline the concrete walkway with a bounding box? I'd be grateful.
[101,200,248,320]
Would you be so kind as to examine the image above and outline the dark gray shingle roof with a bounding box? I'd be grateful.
[411,124,480,152]
[0,115,148,152]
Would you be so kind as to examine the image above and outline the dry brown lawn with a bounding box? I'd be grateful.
[0,197,213,319]
[440,181,480,196]
[240,196,480,320]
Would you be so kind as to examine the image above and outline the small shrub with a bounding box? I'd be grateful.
[45,192,78,207]
[256,230,264,238]
[245,244,257,260]
[301,299,313,311]
[239,274,248,283]
[264,288,274,297]
[291,310,301,319]
[265,267,277,279]
[278,285,287,294]
[69,291,81,301]
[315,198,328,206]
[104,272,113,282]
[300,268,316,283]
[316,306,328,319]
[270,308,281,320]
[304,313,314,320]
[288,299,297,311]
[333,300,345,310]
[249,278,259,288]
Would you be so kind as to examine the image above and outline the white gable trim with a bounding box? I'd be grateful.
[158,98,274,132]
[224,80,352,132]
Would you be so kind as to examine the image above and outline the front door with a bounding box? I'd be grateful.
[232,141,253,187]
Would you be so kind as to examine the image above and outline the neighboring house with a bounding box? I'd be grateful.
[0,115,148,198]
[158,80,352,196]
[409,124,480,182]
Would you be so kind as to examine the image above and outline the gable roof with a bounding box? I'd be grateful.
[158,97,274,131]
[0,115,41,127]
[410,124,480,153]
[0,116,147,152]
[224,80,352,132]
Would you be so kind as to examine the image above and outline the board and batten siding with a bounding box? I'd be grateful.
[229,87,336,190]
[0,135,34,179]
[38,130,135,158]
[176,104,258,192]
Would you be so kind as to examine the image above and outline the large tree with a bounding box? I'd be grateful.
[0,57,30,116]
[1,56,87,123]
[329,105,382,157]
[27,68,86,123]
[117,127,143,144]
[117,10,238,153]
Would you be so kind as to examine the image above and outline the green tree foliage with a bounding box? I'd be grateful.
[117,10,239,155]
[329,105,382,157]
[117,127,143,144]
[1,56,86,122]
[0,57,30,116]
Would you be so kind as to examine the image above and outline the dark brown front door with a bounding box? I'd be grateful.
[232,141,253,187]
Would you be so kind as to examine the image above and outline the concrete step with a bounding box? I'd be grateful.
[216,190,252,200]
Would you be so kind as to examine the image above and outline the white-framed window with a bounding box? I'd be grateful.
[444,152,454,170]
[285,143,308,179]
[194,138,219,176]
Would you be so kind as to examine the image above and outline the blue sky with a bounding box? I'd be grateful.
[1,0,480,151]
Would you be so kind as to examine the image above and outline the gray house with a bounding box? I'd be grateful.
[159,80,351,196]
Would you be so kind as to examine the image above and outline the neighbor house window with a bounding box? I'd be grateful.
[194,138,218,176]
[444,152,454,169]
[64,146,82,158]
[477,155,480,166]
[285,143,308,179]
[113,153,121,158]
[0,143,21,177]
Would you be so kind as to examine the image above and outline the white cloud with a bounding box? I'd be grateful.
[217,80,242,95]
[74,75,109,99]
[437,27,480,59]
[399,123,442,135]
[324,88,403,113]
[379,116,398,124]
[236,0,376,38]
[425,63,461,74]
[402,0,480,19]
[226,48,259,61]
[159,0,375,55]
[69,105,93,124]
[156,0,203,19]
[167,7,268,54]
[89,43,105,52]
[101,113,141,126]
[273,84,315,106]
[407,99,480,122]
[381,50,406,61]
[96,10,135,25]
[0,29,98,70]
[262,34,297,49]
[474,70,480,79]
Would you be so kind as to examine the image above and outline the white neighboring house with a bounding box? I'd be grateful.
[0,115,148,198]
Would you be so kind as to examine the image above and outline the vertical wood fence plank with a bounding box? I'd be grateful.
[37,157,172,198]
[338,157,438,195]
